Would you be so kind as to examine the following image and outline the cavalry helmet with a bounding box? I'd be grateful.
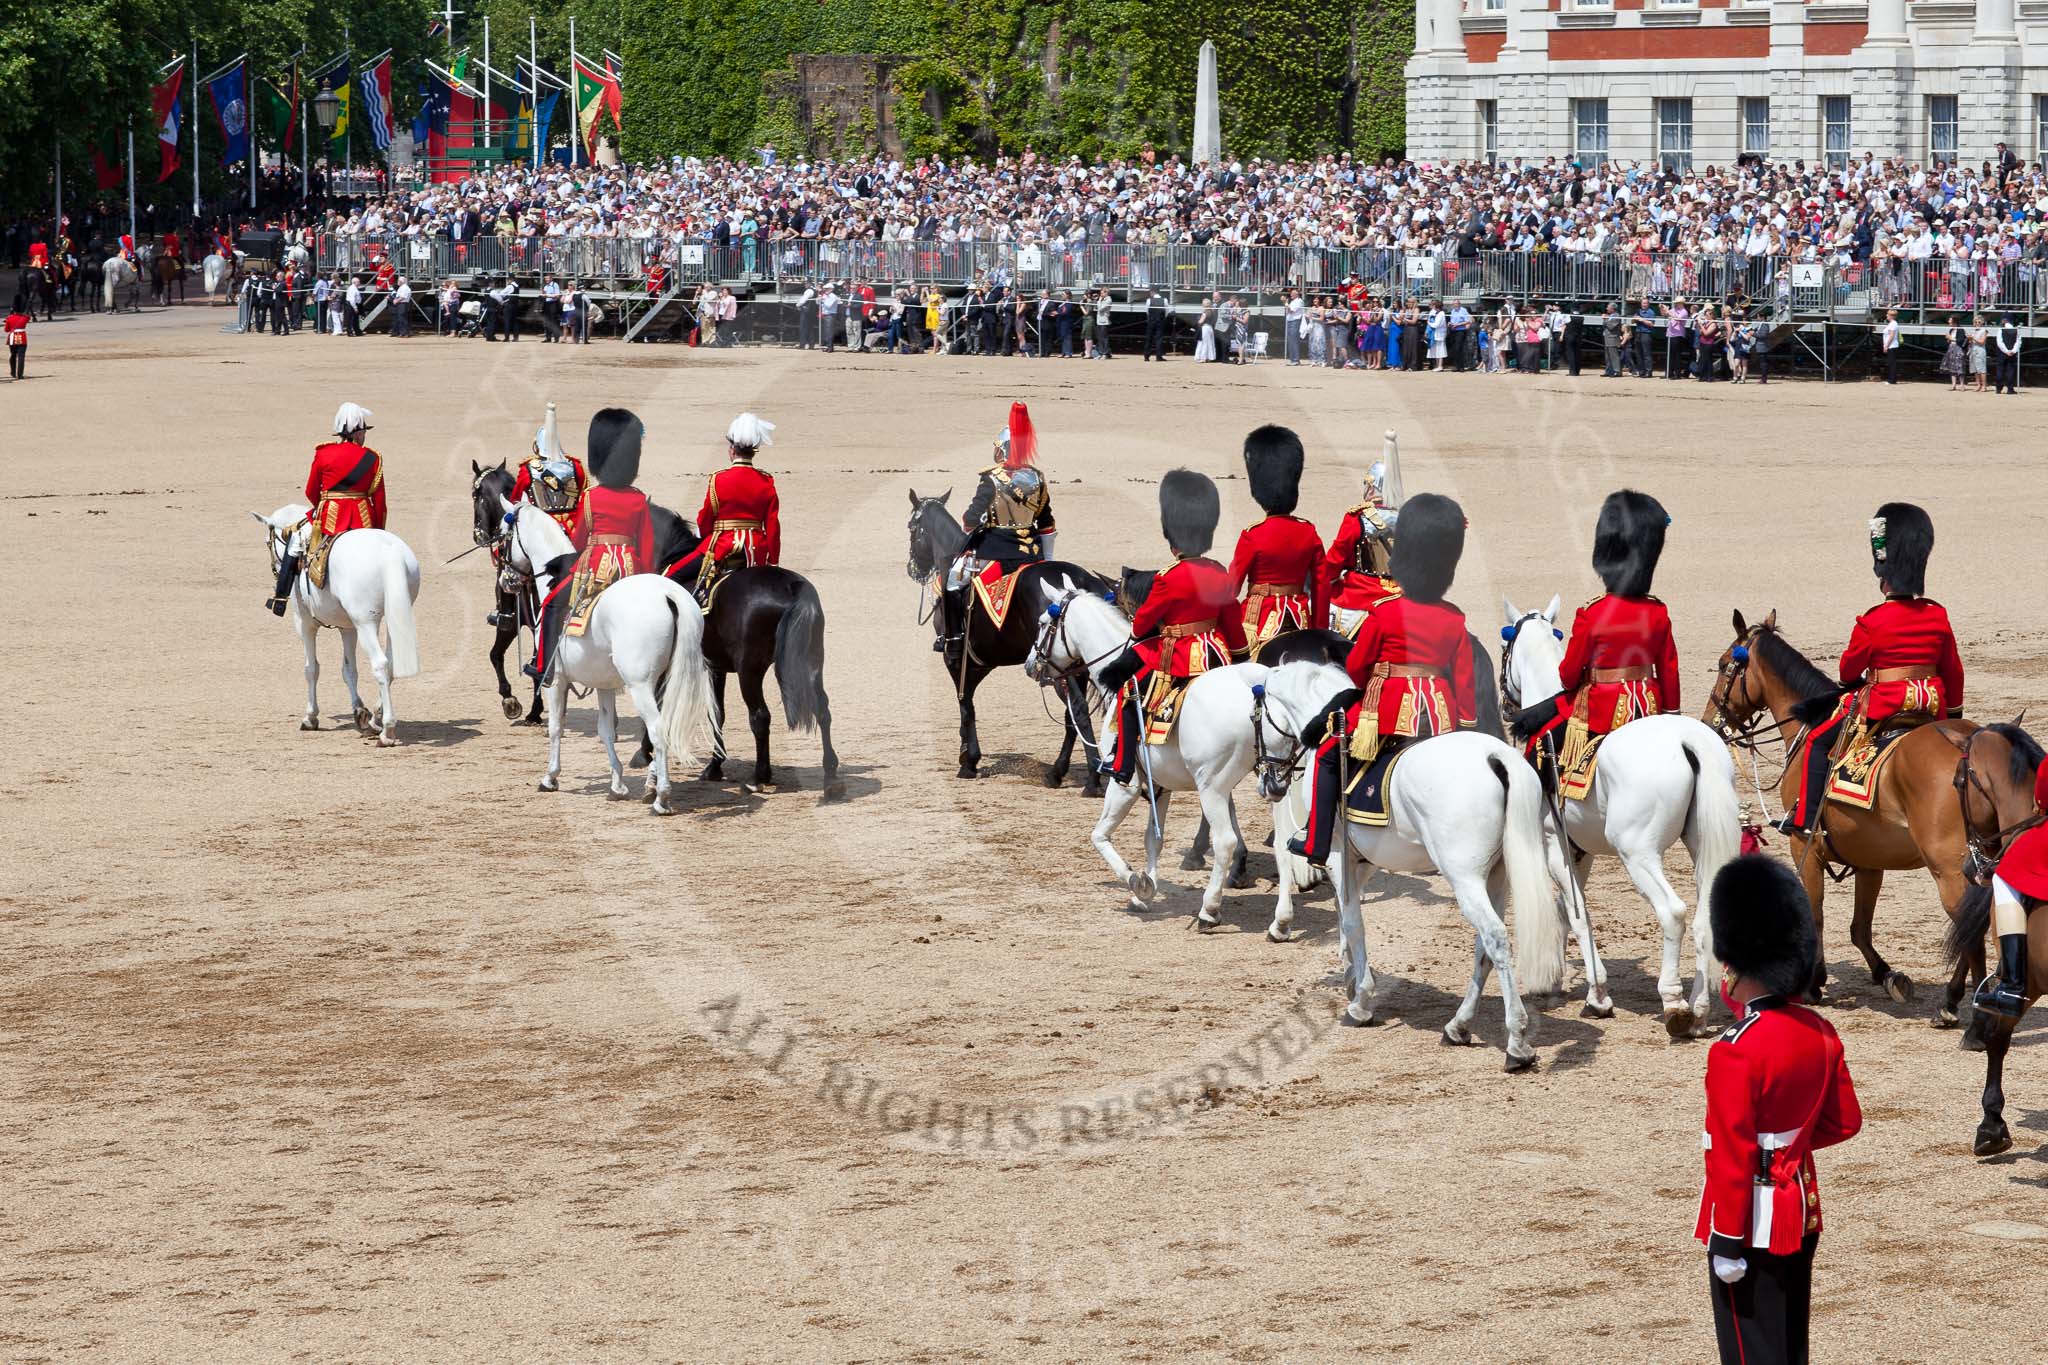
[727,411,776,456]
[1243,424,1305,516]
[1160,468,1220,558]
[1870,501,1933,597]
[995,401,1038,470]
[1592,489,1669,598]
[588,408,645,489]
[1708,855,1818,999]
[1365,429,1406,509]
[1388,492,1465,605]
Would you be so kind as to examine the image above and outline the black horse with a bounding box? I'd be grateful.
[908,489,1111,792]
[470,463,548,723]
[20,266,55,321]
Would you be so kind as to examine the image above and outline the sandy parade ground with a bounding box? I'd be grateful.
[6,301,2048,1362]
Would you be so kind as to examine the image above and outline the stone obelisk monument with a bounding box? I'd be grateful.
[1192,40,1220,164]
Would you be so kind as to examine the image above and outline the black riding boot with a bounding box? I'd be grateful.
[524,592,566,684]
[933,587,962,653]
[1974,934,2031,1020]
[1774,719,1840,836]
[1095,650,1146,778]
[267,554,301,615]
[1287,739,1343,861]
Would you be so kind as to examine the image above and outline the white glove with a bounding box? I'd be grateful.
[1712,1255,1748,1284]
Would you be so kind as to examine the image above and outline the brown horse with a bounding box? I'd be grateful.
[1944,886,2048,1154]
[151,251,186,305]
[1703,610,2043,1019]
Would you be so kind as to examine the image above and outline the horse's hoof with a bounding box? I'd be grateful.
[376,736,400,749]
[1043,767,1065,789]
[1504,1049,1539,1075]
[626,750,650,772]
[1196,910,1221,931]
[352,707,374,733]
[1580,998,1615,1020]
[1933,1009,1960,1030]
[1179,850,1207,872]
[1663,1007,1697,1041]
[537,777,558,793]
[1341,1009,1376,1029]
[699,764,724,781]
[500,696,524,720]
[1226,871,1256,892]
[956,764,979,780]
[1266,925,1291,944]
[1441,1023,1474,1047]
[1081,780,1105,799]
[1130,873,1157,901]
[300,718,319,731]
[822,781,848,803]
[1885,971,1915,1004]
[650,797,674,817]
[1961,1027,1989,1054]
[1974,1122,2013,1158]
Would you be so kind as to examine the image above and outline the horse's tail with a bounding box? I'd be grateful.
[659,595,722,766]
[1945,881,1995,971]
[1496,751,1567,995]
[1680,732,1743,967]
[774,576,828,734]
[382,548,421,679]
[103,268,115,313]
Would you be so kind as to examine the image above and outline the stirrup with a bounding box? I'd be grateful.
[522,661,544,682]
[265,595,289,617]
[1771,814,1808,838]
[1972,975,2030,1022]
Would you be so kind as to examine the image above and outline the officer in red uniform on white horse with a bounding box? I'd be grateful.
[1779,502,1963,835]
[526,409,658,684]
[1698,855,1862,1365]
[268,402,388,614]
[670,413,781,601]
[1098,469,1246,784]
[1290,494,1477,862]
[510,402,588,540]
[1227,424,1325,649]
[1319,430,1405,638]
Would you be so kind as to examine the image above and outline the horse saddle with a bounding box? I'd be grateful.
[970,560,1027,632]
[1554,715,1604,803]
[1139,670,1194,747]
[1826,716,1928,811]
[563,558,623,637]
[305,527,339,590]
[1344,737,1414,827]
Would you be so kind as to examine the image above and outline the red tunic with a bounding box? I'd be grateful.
[1838,597,1964,722]
[1556,593,1681,734]
[1696,999,1862,1259]
[4,312,27,347]
[373,260,397,291]
[304,441,388,537]
[1228,514,1326,642]
[1993,765,2048,900]
[1321,503,1401,616]
[1132,556,1247,677]
[1344,597,1477,736]
[27,242,49,269]
[511,454,589,539]
[572,484,656,580]
[687,462,781,567]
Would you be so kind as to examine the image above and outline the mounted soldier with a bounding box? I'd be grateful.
[510,402,589,540]
[526,409,657,685]
[669,412,781,605]
[1098,469,1246,784]
[1777,502,1963,836]
[1320,429,1405,638]
[1227,424,1325,650]
[1512,489,1680,795]
[268,402,387,615]
[934,402,1056,653]
[1290,493,1477,862]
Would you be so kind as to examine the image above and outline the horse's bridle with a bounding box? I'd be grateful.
[1248,684,1312,802]
[1704,625,1776,750]
[1025,594,1130,690]
[1496,610,1554,712]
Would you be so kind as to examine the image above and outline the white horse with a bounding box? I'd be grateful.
[1261,661,1567,1070]
[1024,588,1304,930]
[1500,597,1743,1037]
[202,253,231,297]
[101,256,140,312]
[492,491,720,815]
[255,506,421,746]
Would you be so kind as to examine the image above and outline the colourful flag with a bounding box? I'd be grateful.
[207,60,250,167]
[359,56,395,151]
[258,78,294,149]
[153,64,184,182]
[328,58,352,149]
[535,90,559,156]
[91,133,126,191]
[573,55,621,142]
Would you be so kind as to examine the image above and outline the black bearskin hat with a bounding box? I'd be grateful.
[1870,501,1933,597]
[1160,468,1220,558]
[588,408,644,489]
[1709,855,1818,999]
[1592,489,1668,598]
[1388,492,1465,605]
[1242,424,1305,516]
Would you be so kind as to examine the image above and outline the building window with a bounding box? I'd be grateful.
[1479,100,1498,165]
[1573,99,1610,168]
[1823,95,1852,170]
[1483,0,1505,10]
[2039,95,2048,161]
[1742,97,1771,157]
[1929,95,1958,162]
[1657,99,1694,174]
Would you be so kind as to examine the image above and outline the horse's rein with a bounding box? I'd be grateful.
[1497,610,1550,713]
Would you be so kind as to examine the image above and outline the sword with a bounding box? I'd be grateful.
[1539,726,1592,950]
[445,539,496,565]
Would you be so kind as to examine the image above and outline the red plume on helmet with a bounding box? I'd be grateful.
[1003,402,1038,470]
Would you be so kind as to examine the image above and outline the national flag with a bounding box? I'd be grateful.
[359,55,396,151]
[534,90,559,155]
[573,55,621,142]
[328,58,352,148]
[152,64,184,182]
[412,70,450,145]
[258,77,295,151]
[208,60,250,167]
[514,97,534,151]
[91,133,126,191]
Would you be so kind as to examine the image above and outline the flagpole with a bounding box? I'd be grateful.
[530,15,540,170]
[53,134,61,246]
[248,63,257,212]
[482,15,491,142]
[569,16,581,167]
[128,125,137,240]
[344,27,353,181]
[298,54,309,202]
[192,35,201,221]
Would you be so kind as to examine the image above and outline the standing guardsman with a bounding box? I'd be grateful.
[669,412,782,599]
[1098,470,1246,783]
[1777,502,1963,836]
[1227,424,1325,650]
[526,409,656,685]
[1697,855,1862,1365]
[511,402,589,541]
[1319,430,1405,638]
[269,402,387,614]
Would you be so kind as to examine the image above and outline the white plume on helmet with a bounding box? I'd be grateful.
[727,412,775,451]
[535,401,564,459]
[333,402,374,437]
[1367,428,1405,511]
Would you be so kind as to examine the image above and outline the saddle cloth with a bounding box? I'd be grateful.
[1139,670,1193,747]
[971,561,1027,632]
[563,557,624,637]
[1555,714,1603,803]
[1343,737,1414,827]
[1826,720,1922,811]
[305,527,339,590]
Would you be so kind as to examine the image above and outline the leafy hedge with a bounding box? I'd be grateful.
[619,0,1410,166]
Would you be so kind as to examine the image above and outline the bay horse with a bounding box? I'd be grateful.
[146,246,186,305]
[1704,609,2043,1018]
[1944,885,2048,1155]
[906,490,1111,792]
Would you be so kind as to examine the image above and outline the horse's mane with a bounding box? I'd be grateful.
[1752,626,1840,703]
[649,500,698,573]
[1984,722,2046,788]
